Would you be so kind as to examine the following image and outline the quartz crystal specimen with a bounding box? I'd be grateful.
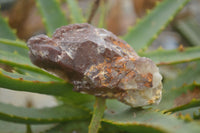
[27,23,162,107]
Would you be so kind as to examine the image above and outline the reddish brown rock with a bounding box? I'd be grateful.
[27,23,162,107]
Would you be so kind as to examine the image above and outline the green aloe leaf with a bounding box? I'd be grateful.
[194,110,200,120]
[78,82,200,132]
[0,39,63,81]
[0,46,63,82]
[102,100,200,133]
[140,46,200,65]
[0,120,58,133]
[44,120,89,133]
[0,69,72,96]
[0,40,28,57]
[0,68,55,82]
[0,38,27,48]
[0,50,32,66]
[165,99,200,113]
[0,120,26,133]
[0,15,28,56]
[0,62,62,81]
[154,84,194,110]
[0,14,16,40]
[0,49,62,81]
[150,61,200,117]
[36,0,68,36]
[66,0,85,23]
[123,0,190,52]
[0,68,93,107]
[175,18,200,46]
[174,106,200,120]
[0,102,89,124]
[164,61,200,90]
[100,122,165,133]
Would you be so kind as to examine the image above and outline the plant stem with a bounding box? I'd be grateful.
[26,124,32,133]
[88,97,106,133]
[87,0,101,24]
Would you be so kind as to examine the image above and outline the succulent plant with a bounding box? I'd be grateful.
[0,0,200,133]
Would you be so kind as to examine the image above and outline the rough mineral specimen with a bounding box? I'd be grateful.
[27,23,162,107]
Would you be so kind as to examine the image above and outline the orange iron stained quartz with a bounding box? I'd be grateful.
[27,23,162,107]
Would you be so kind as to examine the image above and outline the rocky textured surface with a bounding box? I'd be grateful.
[27,23,162,107]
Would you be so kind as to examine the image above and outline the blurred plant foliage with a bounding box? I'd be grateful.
[0,0,200,133]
